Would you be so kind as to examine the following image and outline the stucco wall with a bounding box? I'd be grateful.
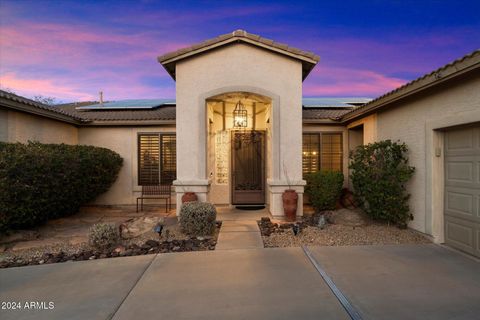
[1,108,78,144]
[347,114,377,144]
[175,43,305,216]
[375,74,480,235]
[78,126,176,205]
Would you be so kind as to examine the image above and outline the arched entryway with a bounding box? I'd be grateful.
[205,92,272,207]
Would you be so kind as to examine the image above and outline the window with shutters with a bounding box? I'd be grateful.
[138,133,176,185]
[302,132,342,176]
[321,133,343,172]
[302,133,320,175]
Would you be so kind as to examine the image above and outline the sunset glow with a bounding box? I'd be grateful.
[1,0,479,102]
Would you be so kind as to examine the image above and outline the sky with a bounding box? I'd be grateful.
[0,0,479,103]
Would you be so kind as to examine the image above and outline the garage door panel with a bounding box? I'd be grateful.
[446,161,473,183]
[445,124,480,258]
[445,217,474,253]
[446,191,473,216]
[446,127,474,150]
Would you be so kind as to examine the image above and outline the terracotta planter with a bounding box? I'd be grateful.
[181,192,197,203]
[282,189,298,222]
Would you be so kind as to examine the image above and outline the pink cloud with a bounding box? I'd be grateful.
[303,66,407,97]
[0,72,95,101]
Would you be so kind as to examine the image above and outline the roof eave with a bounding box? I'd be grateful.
[342,51,480,122]
[302,118,343,124]
[81,120,177,126]
[158,36,319,81]
[0,97,83,125]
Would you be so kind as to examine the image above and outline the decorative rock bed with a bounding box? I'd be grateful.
[0,221,222,268]
[258,215,431,248]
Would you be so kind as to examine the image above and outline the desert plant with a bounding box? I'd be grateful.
[305,171,344,212]
[179,201,217,236]
[349,140,415,227]
[0,142,123,232]
[88,223,120,249]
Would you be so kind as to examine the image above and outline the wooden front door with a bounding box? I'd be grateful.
[231,130,265,204]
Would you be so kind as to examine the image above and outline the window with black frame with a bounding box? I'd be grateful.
[138,133,176,185]
[302,132,342,176]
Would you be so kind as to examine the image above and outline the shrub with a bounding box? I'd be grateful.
[179,201,217,236]
[349,140,415,227]
[305,171,344,212]
[0,142,123,232]
[88,223,120,249]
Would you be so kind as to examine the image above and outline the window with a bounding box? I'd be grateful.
[302,132,342,176]
[138,133,176,185]
[321,133,342,171]
[302,133,320,175]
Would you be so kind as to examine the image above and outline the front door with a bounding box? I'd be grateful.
[231,130,265,204]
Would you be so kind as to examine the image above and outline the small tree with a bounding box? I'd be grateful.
[349,140,415,227]
[33,95,57,106]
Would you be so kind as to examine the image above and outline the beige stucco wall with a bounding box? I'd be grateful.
[175,43,305,216]
[1,108,78,144]
[78,126,176,205]
[347,113,377,144]
[374,74,480,238]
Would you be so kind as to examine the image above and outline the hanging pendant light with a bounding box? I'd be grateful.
[233,100,247,128]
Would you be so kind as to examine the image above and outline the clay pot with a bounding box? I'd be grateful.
[181,192,198,203]
[282,189,298,222]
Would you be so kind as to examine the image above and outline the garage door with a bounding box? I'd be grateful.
[444,124,480,258]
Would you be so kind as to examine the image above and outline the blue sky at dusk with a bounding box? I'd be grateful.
[0,0,479,102]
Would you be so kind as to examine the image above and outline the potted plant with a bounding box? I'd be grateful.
[181,192,198,203]
[282,164,298,222]
[176,180,198,203]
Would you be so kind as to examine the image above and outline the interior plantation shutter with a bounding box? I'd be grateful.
[321,133,343,171]
[160,134,176,185]
[138,134,160,185]
[302,133,320,176]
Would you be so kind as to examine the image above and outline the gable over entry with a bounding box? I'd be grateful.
[158,30,320,217]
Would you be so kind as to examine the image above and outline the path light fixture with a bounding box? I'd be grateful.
[233,100,247,128]
[154,223,163,238]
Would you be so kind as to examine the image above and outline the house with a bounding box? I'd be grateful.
[0,30,479,257]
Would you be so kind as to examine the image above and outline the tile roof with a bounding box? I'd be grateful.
[158,30,320,80]
[302,107,354,121]
[0,90,85,122]
[56,103,176,122]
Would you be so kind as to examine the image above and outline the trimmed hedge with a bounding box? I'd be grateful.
[0,142,123,232]
[349,140,415,227]
[179,201,217,236]
[305,171,344,212]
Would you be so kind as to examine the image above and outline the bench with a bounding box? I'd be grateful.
[136,185,172,213]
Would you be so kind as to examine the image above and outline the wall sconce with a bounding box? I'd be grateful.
[233,100,247,128]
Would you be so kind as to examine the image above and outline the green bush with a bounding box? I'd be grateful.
[0,142,123,232]
[88,223,120,249]
[305,171,344,212]
[179,201,217,236]
[349,140,415,227]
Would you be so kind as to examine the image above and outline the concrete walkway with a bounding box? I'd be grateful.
[215,207,265,250]
[1,244,479,320]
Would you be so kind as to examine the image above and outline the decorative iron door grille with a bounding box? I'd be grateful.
[231,130,265,204]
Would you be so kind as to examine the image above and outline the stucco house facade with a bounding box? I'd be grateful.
[0,30,479,257]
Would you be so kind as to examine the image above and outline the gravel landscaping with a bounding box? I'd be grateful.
[0,220,221,269]
[258,215,431,248]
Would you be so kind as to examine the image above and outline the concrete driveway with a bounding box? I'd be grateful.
[1,244,479,320]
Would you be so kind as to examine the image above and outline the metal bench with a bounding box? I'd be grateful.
[136,185,172,213]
